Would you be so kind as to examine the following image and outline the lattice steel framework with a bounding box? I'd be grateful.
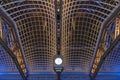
[100,42,120,72]
[90,4,120,79]
[61,0,120,72]
[0,20,16,72]
[99,18,120,72]
[0,0,56,72]
[0,17,27,79]
[0,0,120,80]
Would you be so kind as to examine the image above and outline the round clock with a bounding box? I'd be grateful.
[55,58,63,65]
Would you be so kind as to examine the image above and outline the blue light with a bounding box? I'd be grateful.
[0,72,20,76]
[98,72,120,76]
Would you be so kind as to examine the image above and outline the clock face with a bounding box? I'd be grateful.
[55,58,62,65]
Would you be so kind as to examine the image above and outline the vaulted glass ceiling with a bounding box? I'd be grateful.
[0,0,120,80]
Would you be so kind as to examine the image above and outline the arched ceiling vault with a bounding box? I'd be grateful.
[0,0,120,79]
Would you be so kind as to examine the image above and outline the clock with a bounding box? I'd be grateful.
[55,58,63,65]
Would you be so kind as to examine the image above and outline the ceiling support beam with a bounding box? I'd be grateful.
[89,4,120,79]
[55,0,63,55]
[0,38,27,80]
[90,34,120,79]
[0,5,28,79]
[54,0,63,80]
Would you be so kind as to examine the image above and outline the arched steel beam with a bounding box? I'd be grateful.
[89,4,120,80]
[0,38,27,80]
[90,34,120,79]
[0,5,28,80]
